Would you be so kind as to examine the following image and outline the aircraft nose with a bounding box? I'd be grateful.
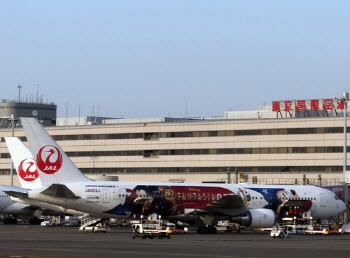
[339,200,346,213]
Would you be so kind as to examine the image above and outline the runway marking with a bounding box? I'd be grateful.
[0,246,263,258]
[1,236,350,252]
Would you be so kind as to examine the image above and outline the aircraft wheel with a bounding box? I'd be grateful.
[197,225,211,234]
[197,226,204,234]
[209,226,217,234]
[236,226,241,233]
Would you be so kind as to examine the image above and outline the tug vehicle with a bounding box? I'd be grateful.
[271,226,292,238]
[132,221,172,239]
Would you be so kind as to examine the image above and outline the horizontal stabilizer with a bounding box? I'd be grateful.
[4,191,29,199]
[41,184,81,199]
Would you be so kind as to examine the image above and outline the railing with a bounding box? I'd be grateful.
[216,176,344,186]
[256,177,343,186]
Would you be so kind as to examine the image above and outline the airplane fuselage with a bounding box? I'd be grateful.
[27,182,345,220]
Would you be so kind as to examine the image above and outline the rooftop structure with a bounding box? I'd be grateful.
[0,101,56,128]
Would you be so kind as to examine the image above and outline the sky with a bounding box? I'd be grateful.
[1,1,349,118]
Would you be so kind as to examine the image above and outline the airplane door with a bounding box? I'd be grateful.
[103,189,110,203]
[319,193,326,207]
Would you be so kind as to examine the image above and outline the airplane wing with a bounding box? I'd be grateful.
[192,194,248,217]
[2,184,30,199]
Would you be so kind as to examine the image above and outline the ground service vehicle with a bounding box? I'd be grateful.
[271,227,292,238]
[132,222,172,239]
[80,222,110,233]
[165,223,188,235]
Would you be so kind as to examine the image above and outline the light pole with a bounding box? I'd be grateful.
[343,92,349,183]
[10,114,15,186]
[341,92,349,223]
[226,167,231,184]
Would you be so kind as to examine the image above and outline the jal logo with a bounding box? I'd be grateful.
[18,158,39,182]
[36,145,63,174]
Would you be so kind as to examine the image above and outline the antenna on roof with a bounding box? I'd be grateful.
[94,106,100,124]
[17,84,23,102]
[36,84,39,102]
[66,101,68,125]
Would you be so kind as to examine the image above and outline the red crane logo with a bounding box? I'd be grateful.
[18,158,39,182]
[36,145,63,174]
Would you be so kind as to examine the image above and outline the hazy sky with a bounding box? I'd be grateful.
[1,1,349,118]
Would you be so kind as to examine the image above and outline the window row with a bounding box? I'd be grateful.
[53,127,345,141]
[0,165,345,175]
[0,146,348,159]
[0,126,348,143]
[78,166,344,174]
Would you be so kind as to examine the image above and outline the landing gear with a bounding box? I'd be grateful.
[197,225,217,234]
[29,218,42,225]
[3,217,18,224]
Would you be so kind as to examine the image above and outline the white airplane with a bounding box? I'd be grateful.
[4,137,85,217]
[5,118,346,233]
[0,140,64,223]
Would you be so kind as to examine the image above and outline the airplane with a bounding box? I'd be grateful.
[0,139,63,224]
[5,118,346,233]
[4,137,85,217]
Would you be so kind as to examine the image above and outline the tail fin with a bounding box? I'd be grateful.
[20,117,91,186]
[5,137,42,189]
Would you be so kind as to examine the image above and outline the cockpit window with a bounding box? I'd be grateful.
[334,195,340,200]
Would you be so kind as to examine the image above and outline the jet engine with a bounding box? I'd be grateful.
[231,208,275,228]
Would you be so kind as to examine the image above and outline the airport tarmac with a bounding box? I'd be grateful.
[0,225,349,258]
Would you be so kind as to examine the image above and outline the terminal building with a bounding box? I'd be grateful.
[0,98,350,187]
